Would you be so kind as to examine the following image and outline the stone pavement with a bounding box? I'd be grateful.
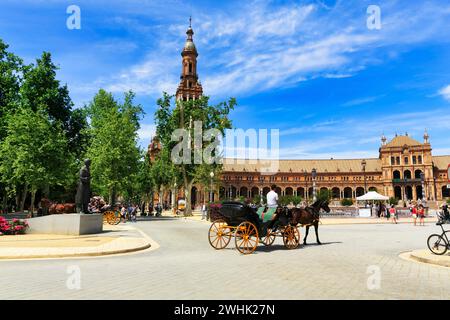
[0,223,154,260]
[407,249,450,267]
[0,217,448,300]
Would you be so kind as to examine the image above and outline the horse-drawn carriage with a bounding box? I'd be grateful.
[208,200,330,255]
[208,202,298,254]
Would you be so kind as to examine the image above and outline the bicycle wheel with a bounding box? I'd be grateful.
[427,234,448,255]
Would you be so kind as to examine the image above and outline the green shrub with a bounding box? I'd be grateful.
[341,198,353,206]
[389,197,399,206]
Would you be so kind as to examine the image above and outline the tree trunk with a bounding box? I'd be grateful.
[184,179,193,216]
[20,184,28,212]
[109,186,116,206]
[30,188,37,217]
[2,190,8,214]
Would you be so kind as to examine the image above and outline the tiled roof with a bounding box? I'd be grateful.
[223,158,381,173]
[384,135,422,147]
[433,156,450,170]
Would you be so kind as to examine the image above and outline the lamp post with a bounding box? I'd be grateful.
[361,159,367,194]
[209,171,214,203]
[312,168,317,202]
[420,172,426,206]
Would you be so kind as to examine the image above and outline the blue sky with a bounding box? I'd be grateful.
[1,0,450,159]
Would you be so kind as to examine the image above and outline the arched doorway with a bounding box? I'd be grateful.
[369,186,377,192]
[308,187,314,199]
[251,187,259,198]
[415,170,423,179]
[416,185,423,200]
[297,187,305,198]
[404,170,412,180]
[332,187,340,199]
[240,187,248,198]
[344,187,353,199]
[356,187,365,197]
[393,170,401,179]
[394,186,402,200]
[405,186,413,200]
[230,186,237,199]
[275,186,282,195]
[262,187,270,197]
[285,187,293,196]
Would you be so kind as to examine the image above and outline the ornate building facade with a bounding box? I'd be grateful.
[220,134,450,206]
[148,21,450,210]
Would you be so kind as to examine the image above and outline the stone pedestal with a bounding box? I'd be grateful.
[27,214,103,235]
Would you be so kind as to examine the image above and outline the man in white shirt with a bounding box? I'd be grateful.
[267,184,279,208]
[266,185,280,233]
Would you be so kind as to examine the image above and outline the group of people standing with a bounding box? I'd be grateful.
[119,204,138,223]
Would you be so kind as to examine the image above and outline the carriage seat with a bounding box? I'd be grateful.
[256,207,277,223]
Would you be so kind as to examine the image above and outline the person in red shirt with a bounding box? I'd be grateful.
[411,205,418,226]
[389,205,398,224]
[418,204,425,226]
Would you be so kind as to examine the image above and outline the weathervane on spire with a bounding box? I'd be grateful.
[189,16,192,28]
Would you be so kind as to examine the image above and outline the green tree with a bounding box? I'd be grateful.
[0,108,71,213]
[316,189,331,202]
[86,90,143,204]
[154,93,236,216]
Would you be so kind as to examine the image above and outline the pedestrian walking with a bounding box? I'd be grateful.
[418,204,425,226]
[130,204,137,223]
[120,205,127,223]
[389,205,397,224]
[201,202,207,220]
[411,204,418,226]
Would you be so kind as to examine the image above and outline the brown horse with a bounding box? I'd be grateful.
[40,198,76,214]
[290,199,330,245]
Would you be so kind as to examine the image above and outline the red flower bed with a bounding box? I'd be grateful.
[0,217,29,235]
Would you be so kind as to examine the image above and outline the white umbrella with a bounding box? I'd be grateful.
[356,191,389,201]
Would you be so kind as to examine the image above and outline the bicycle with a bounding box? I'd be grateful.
[427,213,450,255]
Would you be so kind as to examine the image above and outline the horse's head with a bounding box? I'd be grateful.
[321,200,331,213]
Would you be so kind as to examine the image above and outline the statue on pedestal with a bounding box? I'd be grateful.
[75,159,91,214]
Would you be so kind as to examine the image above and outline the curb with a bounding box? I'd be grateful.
[408,250,450,268]
[0,225,158,260]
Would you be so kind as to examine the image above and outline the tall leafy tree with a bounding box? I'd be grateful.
[154,93,235,215]
[0,107,71,212]
[86,89,143,204]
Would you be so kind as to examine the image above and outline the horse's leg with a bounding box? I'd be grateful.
[303,225,310,245]
[314,221,321,245]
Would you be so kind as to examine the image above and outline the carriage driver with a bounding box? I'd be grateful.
[267,184,281,233]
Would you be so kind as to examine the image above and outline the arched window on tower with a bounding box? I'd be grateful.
[418,155,422,164]
[189,62,193,74]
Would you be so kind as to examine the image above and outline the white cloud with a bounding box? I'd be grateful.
[97,1,450,99]
[438,85,450,102]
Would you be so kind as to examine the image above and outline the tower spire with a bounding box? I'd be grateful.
[176,18,203,101]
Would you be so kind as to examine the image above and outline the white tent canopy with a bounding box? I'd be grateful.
[356,191,389,201]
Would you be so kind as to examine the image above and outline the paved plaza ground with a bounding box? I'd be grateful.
[0,217,449,300]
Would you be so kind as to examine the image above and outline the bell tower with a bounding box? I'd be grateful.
[176,17,203,101]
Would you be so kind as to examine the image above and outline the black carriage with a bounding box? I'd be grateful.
[208,201,300,254]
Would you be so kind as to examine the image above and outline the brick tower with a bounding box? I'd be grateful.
[176,17,203,101]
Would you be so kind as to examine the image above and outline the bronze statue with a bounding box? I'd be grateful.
[75,159,91,214]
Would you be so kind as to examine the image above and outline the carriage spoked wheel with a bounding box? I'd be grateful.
[208,220,232,250]
[235,222,259,254]
[261,229,276,246]
[283,225,300,249]
[104,211,121,225]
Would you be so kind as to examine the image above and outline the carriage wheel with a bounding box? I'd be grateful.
[261,229,276,246]
[208,221,231,250]
[235,222,259,254]
[283,226,300,249]
[105,211,121,225]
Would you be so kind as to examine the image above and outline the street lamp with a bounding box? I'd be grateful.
[209,171,214,203]
[420,172,426,206]
[361,159,367,194]
[312,168,317,202]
